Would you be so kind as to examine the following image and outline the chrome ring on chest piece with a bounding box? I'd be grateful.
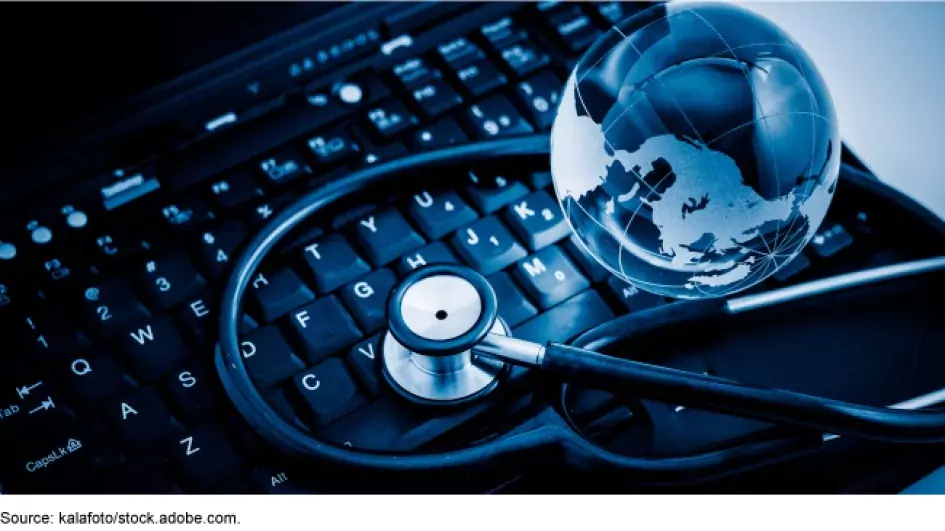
[382,264,509,405]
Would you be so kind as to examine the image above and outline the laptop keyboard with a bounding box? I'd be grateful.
[0,2,884,494]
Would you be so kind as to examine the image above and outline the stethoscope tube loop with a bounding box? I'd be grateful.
[216,134,945,488]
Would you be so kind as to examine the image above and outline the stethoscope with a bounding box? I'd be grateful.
[216,135,945,483]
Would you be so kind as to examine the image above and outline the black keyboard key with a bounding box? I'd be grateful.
[287,296,363,364]
[164,96,349,192]
[157,194,216,232]
[810,223,854,258]
[0,370,65,427]
[34,254,86,295]
[242,195,292,232]
[250,267,315,322]
[240,326,305,388]
[437,36,485,68]
[76,278,150,340]
[410,78,463,119]
[340,269,397,334]
[563,234,609,283]
[0,413,116,493]
[168,424,246,491]
[350,208,425,267]
[605,277,664,313]
[480,16,527,50]
[317,395,496,452]
[257,146,308,187]
[773,253,811,282]
[101,455,174,494]
[466,170,530,214]
[498,39,550,78]
[163,364,218,423]
[407,188,478,239]
[299,233,371,293]
[206,167,264,210]
[264,387,307,430]
[551,9,602,54]
[515,71,562,131]
[177,293,257,348]
[190,218,247,280]
[104,386,178,451]
[59,352,135,409]
[595,2,646,25]
[514,290,614,343]
[17,311,90,365]
[392,57,440,89]
[88,231,137,272]
[412,118,469,151]
[361,142,409,166]
[528,170,553,190]
[292,358,366,428]
[305,127,361,168]
[454,59,507,98]
[487,272,538,327]
[365,100,419,140]
[513,246,590,309]
[119,316,191,382]
[397,241,459,275]
[135,248,207,311]
[504,190,570,251]
[452,216,527,275]
[251,467,312,494]
[345,335,382,398]
[464,94,534,139]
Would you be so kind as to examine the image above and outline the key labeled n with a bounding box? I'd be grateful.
[130,325,155,346]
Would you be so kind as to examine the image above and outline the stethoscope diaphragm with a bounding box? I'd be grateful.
[382,264,509,404]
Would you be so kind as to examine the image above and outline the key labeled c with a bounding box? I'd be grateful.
[302,374,320,391]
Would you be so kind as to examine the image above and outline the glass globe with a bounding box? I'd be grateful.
[551,1,840,299]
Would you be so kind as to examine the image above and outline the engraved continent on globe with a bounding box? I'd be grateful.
[551,2,841,299]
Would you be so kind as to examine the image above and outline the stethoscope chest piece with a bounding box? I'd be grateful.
[382,264,508,404]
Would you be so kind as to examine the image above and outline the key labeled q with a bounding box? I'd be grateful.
[71,358,93,376]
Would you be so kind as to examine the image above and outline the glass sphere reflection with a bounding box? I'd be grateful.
[551,2,840,299]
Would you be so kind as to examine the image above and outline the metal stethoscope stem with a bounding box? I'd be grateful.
[387,257,945,443]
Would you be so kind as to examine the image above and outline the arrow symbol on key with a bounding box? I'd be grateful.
[29,397,55,414]
[16,381,43,400]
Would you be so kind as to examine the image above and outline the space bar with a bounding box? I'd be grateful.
[162,98,348,191]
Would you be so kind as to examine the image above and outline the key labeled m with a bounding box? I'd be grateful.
[129,325,155,346]
[522,257,547,278]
